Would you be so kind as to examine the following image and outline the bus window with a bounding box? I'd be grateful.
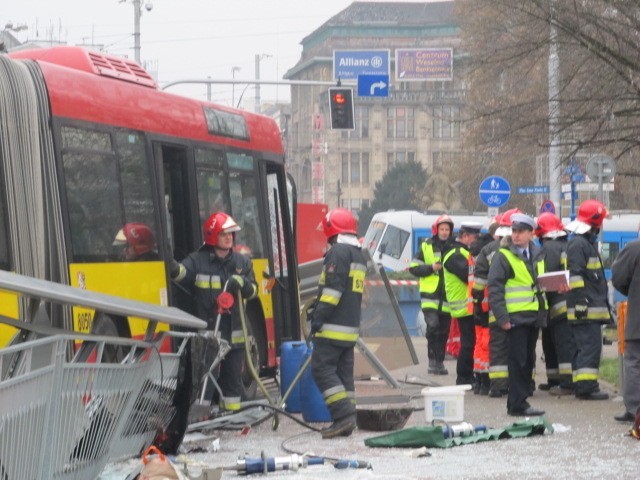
[379,225,410,260]
[61,126,158,262]
[600,241,619,269]
[61,126,121,261]
[229,170,264,258]
[195,148,229,224]
[115,131,157,237]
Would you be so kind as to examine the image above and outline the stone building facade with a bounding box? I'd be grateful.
[284,1,464,212]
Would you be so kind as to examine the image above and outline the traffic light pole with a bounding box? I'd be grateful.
[161,78,351,91]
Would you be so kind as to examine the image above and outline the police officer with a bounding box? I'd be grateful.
[535,212,575,395]
[488,213,546,416]
[565,199,612,400]
[443,221,483,386]
[409,214,454,376]
[309,208,367,439]
[171,212,257,412]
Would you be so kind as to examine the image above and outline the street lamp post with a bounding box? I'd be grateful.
[231,66,241,108]
[254,53,272,113]
[121,0,152,64]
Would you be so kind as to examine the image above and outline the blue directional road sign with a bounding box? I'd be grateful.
[479,175,511,207]
[540,199,556,215]
[517,186,549,195]
[334,50,390,81]
[357,74,389,97]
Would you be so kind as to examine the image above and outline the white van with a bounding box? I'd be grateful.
[362,210,490,271]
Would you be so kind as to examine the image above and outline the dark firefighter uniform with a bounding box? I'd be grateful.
[310,236,367,425]
[173,248,257,411]
[470,233,496,394]
[443,235,477,385]
[409,236,451,374]
[488,236,547,415]
[538,236,576,391]
[474,237,509,396]
[566,232,612,398]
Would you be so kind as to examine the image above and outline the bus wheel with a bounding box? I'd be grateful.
[91,315,129,363]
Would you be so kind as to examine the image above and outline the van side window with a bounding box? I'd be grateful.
[379,225,410,260]
[600,241,619,269]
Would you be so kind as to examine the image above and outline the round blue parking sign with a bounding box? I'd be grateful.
[479,175,511,207]
[540,199,556,215]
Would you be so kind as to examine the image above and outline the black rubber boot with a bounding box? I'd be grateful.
[428,358,437,375]
[434,362,448,375]
[321,414,357,439]
[479,373,490,395]
[473,373,481,394]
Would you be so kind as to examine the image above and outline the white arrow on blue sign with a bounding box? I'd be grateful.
[357,74,389,97]
[479,175,511,207]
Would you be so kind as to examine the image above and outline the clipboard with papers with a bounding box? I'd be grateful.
[537,270,570,292]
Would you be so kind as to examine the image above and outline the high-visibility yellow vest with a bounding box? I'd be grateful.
[500,249,546,313]
[443,247,472,318]
[410,241,449,312]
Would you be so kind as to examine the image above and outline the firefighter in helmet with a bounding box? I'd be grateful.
[113,222,159,261]
[170,212,257,412]
[442,221,483,386]
[409,214,454,376]
[564,199,612,400]
[535,212,575,395]
[480,208,522,397]
[308,208,367,439]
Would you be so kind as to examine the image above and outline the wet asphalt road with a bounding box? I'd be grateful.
[101,337,638,480]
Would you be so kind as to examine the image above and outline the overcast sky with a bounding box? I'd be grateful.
[3,1,440,107]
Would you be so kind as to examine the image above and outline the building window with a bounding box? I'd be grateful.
[386,107,414,139]
[341,152,370,186]
[341,153,349,185]
[432,105,461,139]
[350,153,360,184]
[387,151,415,170]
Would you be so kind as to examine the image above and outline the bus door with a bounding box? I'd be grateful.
[262,164,300,354]
[155,143,199,316]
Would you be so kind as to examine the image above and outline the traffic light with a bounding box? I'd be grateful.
[328,87,355,130]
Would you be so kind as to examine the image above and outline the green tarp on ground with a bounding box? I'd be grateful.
[364,417,554,449]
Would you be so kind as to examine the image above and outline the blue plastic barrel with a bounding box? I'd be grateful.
[280,341,307,413]
[299,344,332,422]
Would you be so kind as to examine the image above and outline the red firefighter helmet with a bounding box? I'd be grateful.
[113,223,156,255]
[431,214,454,236]
[495,208,522,236]
[203,212,240,246]
[576,199,608,228]
[535,212,566,239]
[322,208,357,239]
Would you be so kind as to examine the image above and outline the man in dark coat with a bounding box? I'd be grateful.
[611,238,640,422]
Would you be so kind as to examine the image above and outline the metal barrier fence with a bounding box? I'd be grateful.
[109,332,191,461]
[0,333,158,480]
[0,270,207,480]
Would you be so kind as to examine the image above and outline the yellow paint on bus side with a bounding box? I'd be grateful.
[0,289,20,347]
[251,258,273,319]
[68,261,169,336]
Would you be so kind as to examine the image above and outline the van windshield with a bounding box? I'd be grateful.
[378,225,410,260]
[363,220,386,254]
